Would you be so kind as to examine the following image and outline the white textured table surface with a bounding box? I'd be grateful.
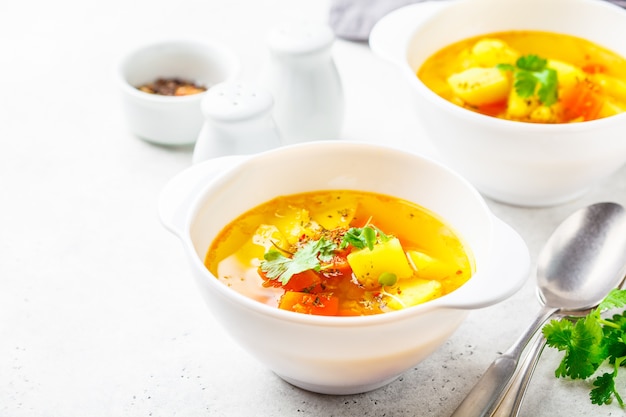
[2,0,626,416]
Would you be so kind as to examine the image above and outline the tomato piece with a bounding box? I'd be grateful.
[561,80,605,121]
[278,292,340,316]
[283,270,322,292]
[320,250,352,278]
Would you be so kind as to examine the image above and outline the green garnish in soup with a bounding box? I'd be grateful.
[418,30,626,123]
[205,190,474,316]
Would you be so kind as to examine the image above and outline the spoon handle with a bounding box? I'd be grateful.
[449,306,557,417]
[490,331,546,417]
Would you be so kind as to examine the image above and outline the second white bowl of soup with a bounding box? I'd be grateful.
[158,141,529,395]
[370,0,626,206]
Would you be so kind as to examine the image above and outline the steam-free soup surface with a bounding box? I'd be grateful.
[418,31,626,123]
[206,190,474,316]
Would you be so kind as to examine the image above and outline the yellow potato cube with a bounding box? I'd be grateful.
[548,59,585,90]
[273,207,317,245]
[529,105,559,123]
[385,279,443,310]
[448,67,510,106]
[310,197,357,230]
[598,98,626,118]
[591,73,626,102]
[252,224,285,250]
[470,38,520,67]
[347,237,413,289]
[406,250,458,280]
[506,89,539,118]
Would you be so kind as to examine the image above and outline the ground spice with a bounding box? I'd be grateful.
[137,78,207,96]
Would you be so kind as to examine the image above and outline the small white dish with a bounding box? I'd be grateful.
[117,38,240,146]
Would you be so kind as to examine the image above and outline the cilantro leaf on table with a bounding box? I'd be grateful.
[497,54,558,106]
[260,238,337,285]
[543,313,606,379]
[543,289,626,408]
[599,288,626,311]
[592,371,621,406]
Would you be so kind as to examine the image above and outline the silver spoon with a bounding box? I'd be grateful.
[450,202,626,417]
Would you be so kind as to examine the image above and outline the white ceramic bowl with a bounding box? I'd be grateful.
[158,141,529,395]
[370,0,626,207]
[118,38,240,146]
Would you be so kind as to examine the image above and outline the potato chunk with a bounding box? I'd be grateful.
[470,38,520,67]
[506,89,540,118]
[272,207,317,245]
[347,237,413,289]
[598,99,626,118]
[406,250,458,280]
[591,73,626,102]
[309,197,357,230]
[548,59,586,90]
[385,279,443,310]
[448,67,510,106]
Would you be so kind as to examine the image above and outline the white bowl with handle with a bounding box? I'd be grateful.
[158,141,529,394]
[370,0,626,207]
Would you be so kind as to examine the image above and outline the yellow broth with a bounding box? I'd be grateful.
[205,190,474,316]
[418,31,626,123]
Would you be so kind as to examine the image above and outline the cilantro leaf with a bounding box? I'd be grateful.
[535,68,558,106]
[340,225,389,250]
[496,63,515,72]
[599,288,626,311]
[513,70,539,98]
[543,289,626,408]
[544,312,606,379]
[260,238,337,285]
[517,54,548,72]
[591,372,618,405]
[543,319,574,351]
[566,315,607,379]
[497,54,558,106]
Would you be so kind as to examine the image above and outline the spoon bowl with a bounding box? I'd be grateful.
[537,202,626,310]
[450,202,626,417]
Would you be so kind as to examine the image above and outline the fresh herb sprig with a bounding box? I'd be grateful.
[497,54,558,106]
[543,288,626,407]
[340,225,390,250]
[261,238,337,285]
[260,224,392,285]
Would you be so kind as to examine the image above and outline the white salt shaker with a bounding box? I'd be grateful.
[260,21,345,145]
[192,82,282,164]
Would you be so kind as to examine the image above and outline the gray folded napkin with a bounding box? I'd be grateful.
[329,0,626,42]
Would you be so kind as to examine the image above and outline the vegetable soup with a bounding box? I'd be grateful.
[418,31,626,123]
[205,190,474,316]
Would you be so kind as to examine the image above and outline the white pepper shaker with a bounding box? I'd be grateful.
[192,82,281,164]
[260,21,345,145]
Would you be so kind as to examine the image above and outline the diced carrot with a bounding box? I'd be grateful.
[561,80,605,121]
[278,292,340,316]
[477,99,507,117]
[582,63,607,74]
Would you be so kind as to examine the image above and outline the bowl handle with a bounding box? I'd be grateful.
[369,1,449,65]
[158,155,247,237]
[440,216,530,309]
